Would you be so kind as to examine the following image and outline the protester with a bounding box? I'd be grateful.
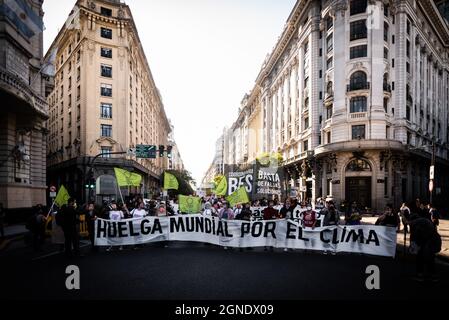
[399,202,411,233]
[51,207,65,252]
[279,198,293,219]
[236,203,252,221]
[84,202,98,252]
[345,202,362,225]
[60,198,80,257]
[218,202,234,250]
[0,203,5,240]
[106,201,124,251]
[262,200,278,220]
[323,201,339,227]
[203,202,217,217]
[376,204,400,230]
[302,205,317,229]
[233,204,243,218]
[406,213,442,282]
[131,202,147,219]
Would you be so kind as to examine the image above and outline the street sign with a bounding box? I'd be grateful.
[429,180,434,193]
[136,145,157,159]
[430,165,435,180]
[50,186,56,192]
[50,192,57,198]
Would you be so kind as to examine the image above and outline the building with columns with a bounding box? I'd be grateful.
[44,0,172,203]
[0,0,48,213]
[217,0,449,212]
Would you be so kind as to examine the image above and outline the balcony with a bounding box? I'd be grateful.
[349,112,367,120]
[347,82,370,92]
[0,66,48,118]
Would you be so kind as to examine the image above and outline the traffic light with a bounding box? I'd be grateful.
[159,145,165,157]
[167,145,173,158]
[85,169,95,189]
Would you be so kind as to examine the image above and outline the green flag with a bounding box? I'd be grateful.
[54,185,70,207]
[164,171,179,190]
[178,195,202,214]
[226,186,250,208]
[213,175,227,196]
[114,167,142,187]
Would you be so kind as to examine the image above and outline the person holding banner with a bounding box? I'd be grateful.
[219,202,234,250]
[262,200,278,221]
[106,201,124,251]
[131,201,147,219]
[279,198,294,219]
[302,206,317,230]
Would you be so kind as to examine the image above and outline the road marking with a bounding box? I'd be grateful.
[32,242,90,261]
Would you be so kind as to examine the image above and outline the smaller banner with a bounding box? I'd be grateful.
[213,175,227,196]
[114,168,142,187]
[226,186,250,207]
[178,195,202,214]
[164,172,179,190]
[54,185,70,207]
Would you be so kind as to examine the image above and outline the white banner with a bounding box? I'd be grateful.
[95,215,397,257]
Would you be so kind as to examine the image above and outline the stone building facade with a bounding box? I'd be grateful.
[0,0,48,212]
[219,0,449,212]
[44,0,172,203]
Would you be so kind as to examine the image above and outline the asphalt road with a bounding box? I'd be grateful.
[1,240,449,300]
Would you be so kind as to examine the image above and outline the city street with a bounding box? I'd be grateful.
[1,238,449,300]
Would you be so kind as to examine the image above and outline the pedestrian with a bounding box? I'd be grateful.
[233,203,243,218]
[84,201,98,252]
[322,202,339,255]
[51,206,65,252]
[0,203,5,240]
[428,204,440,229]
[399,202,411,233]
[60,198,80,257]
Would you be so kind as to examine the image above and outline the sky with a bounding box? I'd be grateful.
[43,0,296,185]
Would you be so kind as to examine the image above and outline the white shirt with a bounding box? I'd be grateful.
[131,208,147,219]
[109,210,124,221]
[234,208,242,216]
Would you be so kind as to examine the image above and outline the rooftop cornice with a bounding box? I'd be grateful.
[418,0,449,47]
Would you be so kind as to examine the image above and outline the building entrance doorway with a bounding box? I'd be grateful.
[345,177,371,209]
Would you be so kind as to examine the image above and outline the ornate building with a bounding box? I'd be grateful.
[44,0,172,203]
[0,0,48,213]
[220,0,449,211]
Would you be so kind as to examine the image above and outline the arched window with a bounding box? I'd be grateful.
[349,71,368,90]
[346,159,371,172]
[350,96,367,113]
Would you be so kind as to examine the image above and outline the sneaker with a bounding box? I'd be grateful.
[323,250,328,255]
[331,251,336,256]
[283,248,288,252]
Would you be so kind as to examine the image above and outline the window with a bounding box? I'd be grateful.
[352,125,366,140]
[392,58,395,68]
[76,50,80,62]
[327,131,331,143]
[326,16,333,30]
[101,84,112,97]
[350,20,367,40]
[101,47,112,58]
[384,177,388,197]
[392,35,395,44]
[326,81,333,97]
[384,98,388,112]
[304,77,309,89]
[406,62,410,73]
[384,4,389,17]
[386,126,390,139]
[77,67,80,81]
[77,32,81,42]
[101,64,112,78]
[349,71,368,90]
[304,117,309,130]
[101,147,112,158]
[326,34,333,52]
[100,103,112,119]
[101,124,112,137]
[68,77,72,90]
[304,140,309,151]
[407,132,411,145]
[77,85,80,100]
[101,7,112,17]
[350,96,367,113]
[384,47,389,60]
[327,57,333,70]
[407,20,411,35]
[101,27,112,39]
[304,97,309,110]
[406,40,410,57]
[350,0,367,15]
[326,104,333,119]
[384,22,389,42]
[350,45,367,59]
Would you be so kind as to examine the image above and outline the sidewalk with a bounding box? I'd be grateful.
[0,224,28,251]
[361,216,449,261]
